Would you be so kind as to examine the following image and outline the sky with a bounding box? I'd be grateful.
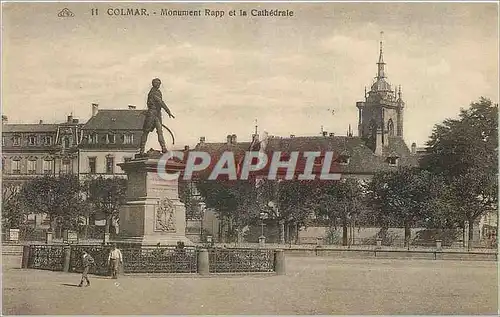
[2,1,498,149]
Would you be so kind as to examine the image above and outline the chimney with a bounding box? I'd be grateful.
[199,136,205,144]
[184,145,190,151]
[231,134,237,144]
[322,131,328,137]
[92,103,99,117]
[1,115,7,123]
[128,105,136,110]
[39,120,43,124]
[72,119,79,124]
[329,133,335,137]
[67,115,73,123]
[411,142,417,154]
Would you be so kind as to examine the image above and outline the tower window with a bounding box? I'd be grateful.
[387,119,394,136]
[12,159,21,174]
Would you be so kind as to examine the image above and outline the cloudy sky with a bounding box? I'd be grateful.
[2,2,498,149]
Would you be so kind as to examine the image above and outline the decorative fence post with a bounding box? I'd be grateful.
[63,245,71,272]
[21,245,30,268]
[197,249,209,275]
[435,240,442,252]
[274,249,285,275]
[375,238,382,250]
[45,231,53,244]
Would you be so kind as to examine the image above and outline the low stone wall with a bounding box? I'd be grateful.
[22,244,285,275]
[284,247,498,261]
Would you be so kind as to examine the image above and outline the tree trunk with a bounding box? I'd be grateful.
[404,221,411,248]
[342,216,348,246]
[468,217,474,244]
[104,215,112,234]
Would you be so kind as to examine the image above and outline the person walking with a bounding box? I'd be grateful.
[78,251,95,287]
[107,244,123,279]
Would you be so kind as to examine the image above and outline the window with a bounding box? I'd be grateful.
[28,135,37,146]
[387,119,395,136]
[88,157,96,174]
[42,136,53,146]
[13,136,21,146]
[61,159,72,174]
[388,157,398,166]
[1,157,4,173]
[338,156,350,165]
[123,134,134,144]
[12,159,21,174]
[62,136,72,148]
[106,156,114,174]
[27,159,37,174]
[43,160,54,174]
[88,133,98,144]
[2,137,5,147]
[107,133,116,144]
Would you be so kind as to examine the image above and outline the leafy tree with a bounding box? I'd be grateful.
[315,178,365,246]
[256,178,321,243]
[179,180,204,220]
[2,183,24,229]
[83,176,127,235]
[366,168,448,246]
[196,177,258,242]
[421,97,498,240]
[19,174,85,236]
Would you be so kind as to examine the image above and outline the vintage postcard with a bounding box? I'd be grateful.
[1,1,498,315]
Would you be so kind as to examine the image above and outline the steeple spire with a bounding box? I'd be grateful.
[377,31,386,79]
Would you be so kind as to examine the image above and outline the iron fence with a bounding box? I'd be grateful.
[208,248,274,273]
[68,245,198,275]
[27,245,65,271]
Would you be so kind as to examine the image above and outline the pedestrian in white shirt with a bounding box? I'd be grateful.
[107,244,123,279]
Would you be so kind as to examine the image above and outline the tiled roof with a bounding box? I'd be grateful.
[2,124,59,133]
[193,135,419,176]
[83,110,146,130]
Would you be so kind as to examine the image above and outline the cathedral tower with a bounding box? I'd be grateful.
[356,35,405,154]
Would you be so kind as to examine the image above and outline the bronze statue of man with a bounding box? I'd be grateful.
[139,78,175,154]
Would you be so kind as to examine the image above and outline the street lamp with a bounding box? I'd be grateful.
[198,202,206,242]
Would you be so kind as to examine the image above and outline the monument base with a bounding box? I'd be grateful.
[116,150,194,247]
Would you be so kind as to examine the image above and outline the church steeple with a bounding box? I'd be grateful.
[377,32,386,79]
[356,32,405,152]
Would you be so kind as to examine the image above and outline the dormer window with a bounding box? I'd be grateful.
[88,133,98,144]
[12,135,21,146]
[123,133,134,144]
[338,156,350,165]
[387,152,399,166]
[42,135,53,146]
[107,133,116,144]
[28,135,37,146]
[388,157,398,166]
[337,150,351,165]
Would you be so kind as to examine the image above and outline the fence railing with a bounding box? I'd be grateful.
[23,244,282,275]
[27,245,65,271]
[208,248,274,273]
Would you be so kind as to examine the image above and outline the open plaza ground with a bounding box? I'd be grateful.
[2,254,498,315]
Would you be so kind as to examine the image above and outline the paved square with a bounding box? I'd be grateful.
[2,255,497,315]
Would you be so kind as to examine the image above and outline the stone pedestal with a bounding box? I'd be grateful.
[116,151,193,246]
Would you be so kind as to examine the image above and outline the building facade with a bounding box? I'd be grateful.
[2,115,83,186]
[78,104,144,179]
